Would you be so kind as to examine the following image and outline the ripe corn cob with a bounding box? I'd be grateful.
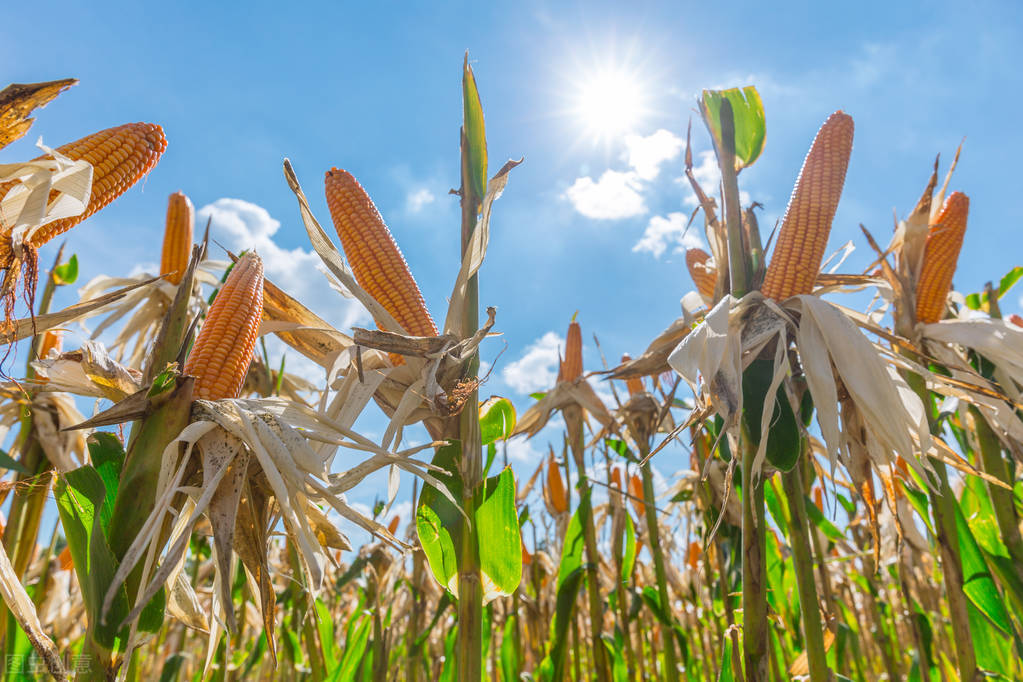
[547,454,568,514]
[915,192,969,324]
[324,168,437,339]
[0,123,166,268]
[557,320,582,383]
[760,112,854,300]
[1009,314,1023,328]
[686,248,717,302]
[160,191,194,285]
[184,253,264,400]
[37,329,62,359]
[620,354,644,396]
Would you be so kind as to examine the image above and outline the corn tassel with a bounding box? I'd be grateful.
[557,320,582,382]
[160,191,194,285]
[184,253,264,400]
[686,248,717,303]
[915,192,969,324]
[761,111,854,300]
[324,168,437,339]
[0,122,166,268]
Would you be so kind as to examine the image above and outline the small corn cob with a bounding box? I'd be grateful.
[915,192,969,324]
[1009,314,1023,328]
[160,191,194,285]
[37,329,62,358]
[184,253,264,400]
[760,111,854,300]
[628,474,645,518]
[0,123,166,267]
[685,248,717,302]
[686,541,702,571]
[620,354,644,396]
[557,320,582,382]
[324,168,437,339]
[547,454,568,515]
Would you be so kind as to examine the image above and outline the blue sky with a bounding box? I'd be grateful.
[3,1,1023,533]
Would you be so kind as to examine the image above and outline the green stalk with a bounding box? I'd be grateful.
[781,459,829,682]
[638,452,680,682]
[902,366,976,680]
[719,99,748,298]
[565,404,611,682]
[740,423,768,682]
[455,127,483,682]
[3,248,63,580]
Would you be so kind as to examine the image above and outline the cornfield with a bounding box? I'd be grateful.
[0,56,1022,682]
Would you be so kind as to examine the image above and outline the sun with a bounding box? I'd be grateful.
[574,67,646,140]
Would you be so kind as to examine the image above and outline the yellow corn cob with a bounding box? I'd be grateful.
[557,320,583,382]
[761,111,854,300]
[324,168,437,339]
[184,253,264,400]
[915,192,969,324]
[0,122,166,268]
[38,329,62,359]
[620,353,644,396]
[686,248,717,302]
[160,191,194,285]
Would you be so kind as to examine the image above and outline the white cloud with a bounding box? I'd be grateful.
[624,129,685,181]
[198,198,370,333]
[502,331,563,394]
[564,170,646,220]
[406,188,435,213]
[505,437,543,465]
[633,212,708,259]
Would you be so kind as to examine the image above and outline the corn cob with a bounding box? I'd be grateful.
[1009,314,1023,328]
[0,123,166,268]
[547,454,568,515]
[915,192,969,324]
[37,329,62,359]
[160,191,194,285]
[687,541,702,571]
[557,320,582,382]
[686,248,717,302]
[620,354,644,396]
[760,111,854,300]
[628,474,645,518]
[324,168,437,339]
[184,253,264,400]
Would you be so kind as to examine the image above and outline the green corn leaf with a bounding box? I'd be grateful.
[477,466,523,597]
[462,53,488,204]
[53,253,78,285]
[700,86,766,172]
[479,396,516,446]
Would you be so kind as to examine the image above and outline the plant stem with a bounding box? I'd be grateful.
[720,99,748,298]
[740,424,768,682]
[638,454,680,682]
[456,127,483,682]
[902,366,977,681]
[565,404,611,682]
[781,460,829,682]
